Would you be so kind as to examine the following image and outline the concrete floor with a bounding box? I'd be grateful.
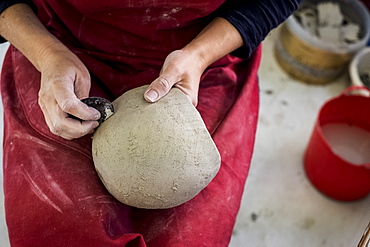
[1,28,370,247]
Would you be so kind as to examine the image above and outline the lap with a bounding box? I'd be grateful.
[1,46,261,247]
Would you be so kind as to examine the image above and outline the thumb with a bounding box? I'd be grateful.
[144,76,176,103]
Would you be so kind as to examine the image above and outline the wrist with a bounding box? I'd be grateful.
[35,38,70,70]
[181,17,243,68]
[180,45,210,72]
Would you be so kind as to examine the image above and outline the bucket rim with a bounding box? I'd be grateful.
[349,47,370,92]
[287,0,370,54]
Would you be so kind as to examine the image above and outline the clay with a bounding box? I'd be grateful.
[92,85,221,209]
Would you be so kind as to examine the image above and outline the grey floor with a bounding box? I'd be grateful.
[1,28,370,247]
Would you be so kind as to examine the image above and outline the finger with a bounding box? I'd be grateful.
[40,97,99,140]
[54,91,101,121]
[50,73,100,121]
[45,105,99,140]
[144,76,177,103]
[60,118,99,140]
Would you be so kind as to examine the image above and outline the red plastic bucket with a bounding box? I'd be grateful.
[304,86,370,201]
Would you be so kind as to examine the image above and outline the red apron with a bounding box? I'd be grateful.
[1,0,261,246]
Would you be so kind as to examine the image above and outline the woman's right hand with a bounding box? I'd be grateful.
[37,46,101,140]
[0,3,101,140]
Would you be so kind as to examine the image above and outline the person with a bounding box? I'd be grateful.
[0,0,300,246]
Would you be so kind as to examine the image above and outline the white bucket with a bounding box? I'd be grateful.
[275,0,370,84]
[349,47,370,94]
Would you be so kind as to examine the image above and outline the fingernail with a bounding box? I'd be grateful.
[145,89,158,102]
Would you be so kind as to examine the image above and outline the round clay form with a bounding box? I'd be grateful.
[92,85,221,209]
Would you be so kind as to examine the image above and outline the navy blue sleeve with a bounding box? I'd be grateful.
[218,0,302,58]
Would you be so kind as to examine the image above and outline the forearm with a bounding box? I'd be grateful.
[181,17,243,70]
[0,3,66,71]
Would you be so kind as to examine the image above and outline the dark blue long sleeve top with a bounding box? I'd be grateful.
[219,0,301,57]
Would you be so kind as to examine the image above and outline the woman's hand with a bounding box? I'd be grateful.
[0,4,100,140]
[144,49,206,106]
[144,17,244,105]
[38,47,101,140]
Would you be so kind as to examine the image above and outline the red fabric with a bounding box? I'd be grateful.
[1,1,261,246]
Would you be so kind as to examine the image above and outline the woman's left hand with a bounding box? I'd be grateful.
[144,49,207,106]
[144,18,244,106]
